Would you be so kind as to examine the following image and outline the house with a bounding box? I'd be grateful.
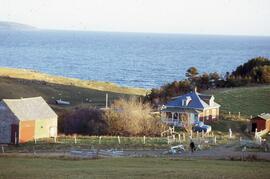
[161,88,220,127]
[250,113,270,132]
[0,97,58,144]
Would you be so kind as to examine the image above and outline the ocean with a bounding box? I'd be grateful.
[0,30,269,89]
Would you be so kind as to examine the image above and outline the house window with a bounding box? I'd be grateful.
[173,113,178,119]
[166,112,172,119]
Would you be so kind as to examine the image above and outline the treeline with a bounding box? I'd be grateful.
[145,57,270,105]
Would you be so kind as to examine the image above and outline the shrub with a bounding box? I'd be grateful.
[60,108,108,135]
[104,97,166,136]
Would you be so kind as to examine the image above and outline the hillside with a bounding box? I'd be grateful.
[0,68,146,115]
[0,67,146,96]
[0,21,37,31]
[206,85,270,117]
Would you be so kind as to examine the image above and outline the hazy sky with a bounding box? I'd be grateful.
[0,0,270,36]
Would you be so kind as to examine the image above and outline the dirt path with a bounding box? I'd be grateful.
[1,142,270,160]
[124,142,270,160]
[177,142,270,160]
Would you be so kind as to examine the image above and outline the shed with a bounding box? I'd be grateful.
[0,97,58,144]
[250,113,270,132]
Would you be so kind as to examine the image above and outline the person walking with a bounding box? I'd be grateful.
[190,141,195,153]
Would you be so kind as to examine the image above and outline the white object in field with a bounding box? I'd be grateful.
[170,144,185,154]
[56,99,70,105]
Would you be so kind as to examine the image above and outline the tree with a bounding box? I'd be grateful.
[185,67,199,81]
[209,72,220,81]
[253,65,270,83]
[261,66,270,83]
[232,57,270,81]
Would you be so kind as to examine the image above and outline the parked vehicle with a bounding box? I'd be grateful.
[193,121,212,133]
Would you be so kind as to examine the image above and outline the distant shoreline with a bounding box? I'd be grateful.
[1,21,270,37]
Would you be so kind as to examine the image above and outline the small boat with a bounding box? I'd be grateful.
[55,99,70,105]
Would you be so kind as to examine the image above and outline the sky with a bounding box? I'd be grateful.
[0,0,270,36]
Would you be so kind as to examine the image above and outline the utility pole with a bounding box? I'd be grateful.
[105,93,108,109]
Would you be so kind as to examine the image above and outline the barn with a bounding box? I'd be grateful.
[250,113,270,132]
[0,97,58,144]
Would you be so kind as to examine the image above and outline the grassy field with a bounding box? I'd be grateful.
[207,85,270,116]
[2,134,223,153]
[0,67,146,96]
[0,74,143,112]
[0,157,269,179]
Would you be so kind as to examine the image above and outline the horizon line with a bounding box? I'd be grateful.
[1,20,270,38]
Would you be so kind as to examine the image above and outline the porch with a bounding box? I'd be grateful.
[161,109,200,127]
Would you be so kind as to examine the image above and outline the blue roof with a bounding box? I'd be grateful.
[165,91,220,110]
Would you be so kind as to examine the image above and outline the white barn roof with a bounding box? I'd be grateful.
[2,97,57,121]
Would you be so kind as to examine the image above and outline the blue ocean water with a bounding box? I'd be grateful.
[0,30,269,89]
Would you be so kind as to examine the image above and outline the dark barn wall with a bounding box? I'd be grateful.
[251,117,266,132]
[0,102,18,144]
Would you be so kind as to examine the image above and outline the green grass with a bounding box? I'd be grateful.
[4,136,170,152]
[0,157,269,179]
[211,119,248,133]
[207,86,270,116]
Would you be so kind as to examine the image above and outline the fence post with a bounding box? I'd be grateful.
[34,138,37,144]
[118,136,121,144]
[33,146,36,155]
[167,136,170,144]
[229,128,232,139]
[54,136,57,143]
[238,112,241,118]
[214,136,216,144]
[74,135,77,144]
[99,136,102,144]
[255,128,258,138]
[143,136,146,144]
[183,133,186,142]
[258,136,262,145]
[178,134,181,142]
[229,111,231,117]
[1,145,4,153]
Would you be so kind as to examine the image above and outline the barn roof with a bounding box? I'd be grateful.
[257,113,270,121]
[165,91,220,110]
[2,97,57,121]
